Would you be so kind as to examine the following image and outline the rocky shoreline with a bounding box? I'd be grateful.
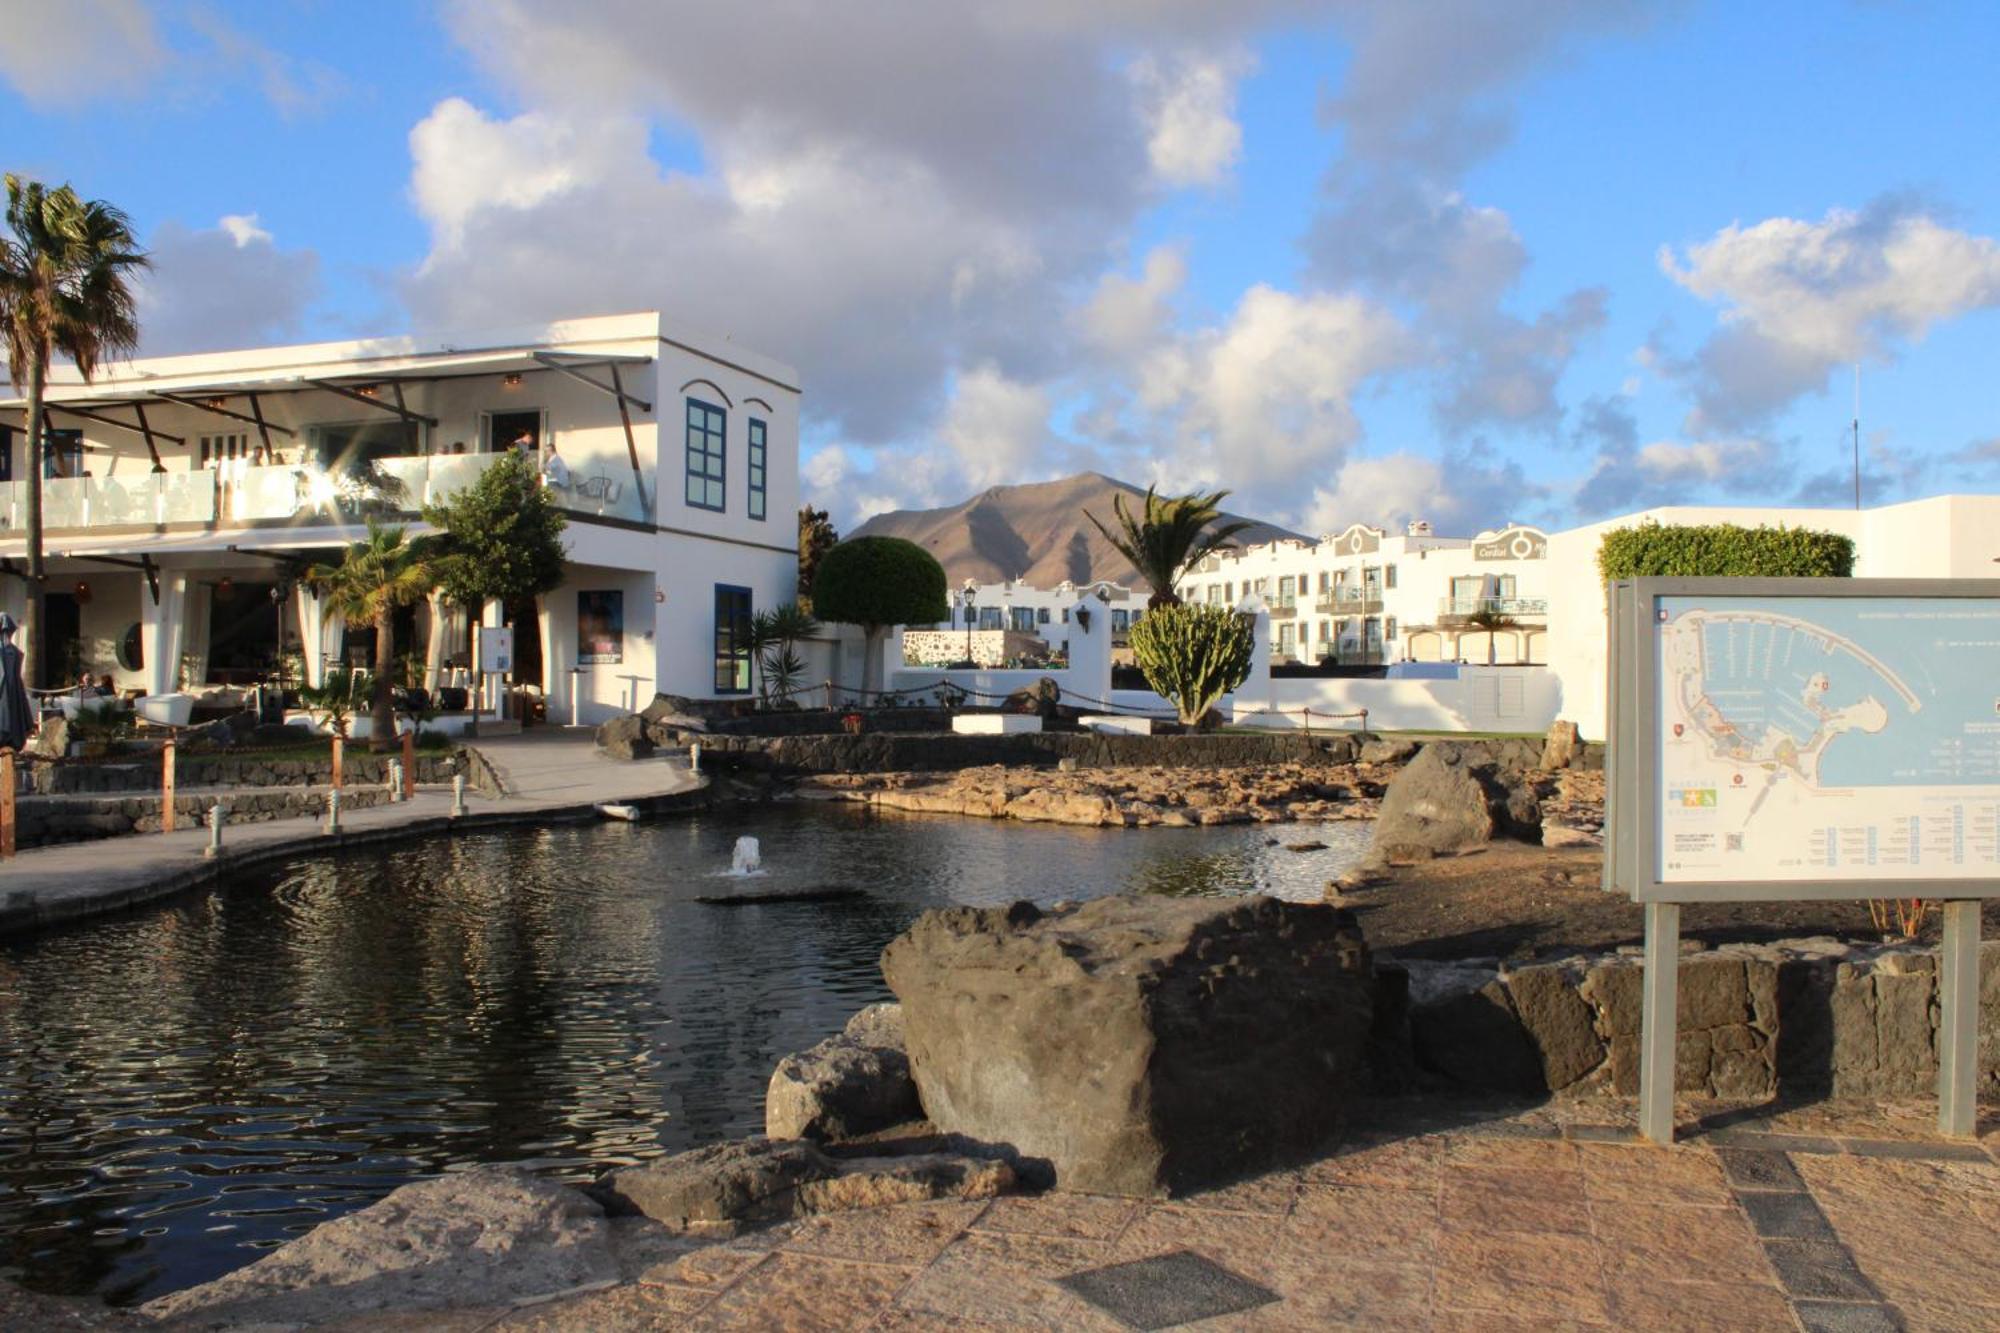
[793,760,1389,827]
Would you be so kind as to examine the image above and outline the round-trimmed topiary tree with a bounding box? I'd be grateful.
[812,536,949,698]
[1128,602,1254,727]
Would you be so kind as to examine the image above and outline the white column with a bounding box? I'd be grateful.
[1234,596,1273,721]
[478,597,504,710]
[141,571,189,697]
[1064,597,1113,707]
[423,591,449,688]
[539,593,576,721]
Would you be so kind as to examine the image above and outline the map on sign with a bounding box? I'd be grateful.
[1655,594,2000,883]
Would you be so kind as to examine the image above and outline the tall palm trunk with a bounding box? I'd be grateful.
[372,604,396,751]
[23,352,44,688]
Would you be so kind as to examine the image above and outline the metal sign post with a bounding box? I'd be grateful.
[1608,577,2000,1144]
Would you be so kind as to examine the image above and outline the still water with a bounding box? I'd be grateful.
[0,802,1368,1304]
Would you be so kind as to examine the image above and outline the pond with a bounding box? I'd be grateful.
[0,802,1369,1305]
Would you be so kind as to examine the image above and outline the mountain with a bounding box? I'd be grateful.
[845,472,1304,590]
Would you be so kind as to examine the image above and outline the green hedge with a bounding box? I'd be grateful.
[1596,523,1855,581]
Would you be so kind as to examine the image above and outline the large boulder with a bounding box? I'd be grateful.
[765,1003,920,1141]
[1539,719,1582,770]
[595,713,655,760]
[595,1138,1012,1234]
[879,895,1375,1196]
[140,1167,618,1327]
[1369,742,1539,858]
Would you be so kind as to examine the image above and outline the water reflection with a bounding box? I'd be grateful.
[0,803,1366,1304]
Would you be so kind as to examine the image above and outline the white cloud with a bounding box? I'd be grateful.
[1661,203,2000,428]
[218,214,273,248]
[1304,447,1543,535]
[1131,50,1251,188]
[1077,245,1187,359]
[0,0,163,106]
[136,216,319,356]
[939,365,1056,491]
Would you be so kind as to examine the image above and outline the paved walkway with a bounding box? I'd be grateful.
[463,1097,1999,1333]
[1,730,699,935]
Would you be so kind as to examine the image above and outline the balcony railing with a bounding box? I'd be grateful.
[1313,590,1383,614]
[1438,596,1548,621]
[0,450,647,538]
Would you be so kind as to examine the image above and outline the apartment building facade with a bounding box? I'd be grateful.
[0,312,801,724]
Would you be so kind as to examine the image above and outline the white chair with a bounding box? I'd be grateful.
[138,693,194,727]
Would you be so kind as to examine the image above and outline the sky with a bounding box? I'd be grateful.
[3,0,1997,537]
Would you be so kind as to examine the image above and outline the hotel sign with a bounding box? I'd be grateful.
[1472,527,1547,561]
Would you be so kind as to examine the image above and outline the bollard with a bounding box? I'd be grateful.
[324,788,342,835]
[203,802,226,859]
[689,741,701,775]
[330,734,345,790]
[0,748,15,859]
[400,728,416,801]
[387,758,405,803]
[161,738,177,834]
[451,773,467,818]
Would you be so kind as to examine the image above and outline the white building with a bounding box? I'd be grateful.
[1546,494,2000,740]
[0,312,800,724]
[921,577,1147,664]
[1176,520,1553,667]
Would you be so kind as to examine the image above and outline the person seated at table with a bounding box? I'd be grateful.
[97,674,115,697]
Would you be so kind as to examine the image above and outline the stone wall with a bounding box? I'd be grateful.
[14,786,401,848]
[1395,938,2000,1101]
[697,730,1379,774]
[32,750,469,796]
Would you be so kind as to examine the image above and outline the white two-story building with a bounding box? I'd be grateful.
[0,312,800,724]
[1177,520,1553,666]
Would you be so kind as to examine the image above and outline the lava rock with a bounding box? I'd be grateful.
[594,1138,1012,1233]
[765,1004,920,1142]
[1369,743,1544,857]
[595,713,655,760]
[141,1167,618,1327]
[879,894,1375,1196]
[1539,719,1582,770]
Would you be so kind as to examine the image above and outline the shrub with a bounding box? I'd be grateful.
[1129,603,1254,726]
[1596,522,1854,581]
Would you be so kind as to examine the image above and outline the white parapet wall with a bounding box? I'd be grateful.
[1230,666,1561,734]
[1080,714,1153,736]
[951,714,1044,735]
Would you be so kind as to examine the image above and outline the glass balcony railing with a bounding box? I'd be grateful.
[1439,596,1548,619]
[1314,589,1383,613]
[0,472,220,534]
[0,451,651,538]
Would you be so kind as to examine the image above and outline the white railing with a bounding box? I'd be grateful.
[1439,596,1548,618]
[0,451,649,535]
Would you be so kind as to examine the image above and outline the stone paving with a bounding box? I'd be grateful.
[0,731,699,934]
[425,1097,2000,1333]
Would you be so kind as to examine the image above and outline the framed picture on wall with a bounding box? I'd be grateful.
[577,590,624,664]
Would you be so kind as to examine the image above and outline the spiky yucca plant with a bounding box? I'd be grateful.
[1085,485,1254,608]
[1128,602,1254,727]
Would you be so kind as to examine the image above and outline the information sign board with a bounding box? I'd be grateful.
[1609,578,2000,902]
[479,626,515,676]
[1606,578,1997,1143]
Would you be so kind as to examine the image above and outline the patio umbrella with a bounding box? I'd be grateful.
[0,612,30,752]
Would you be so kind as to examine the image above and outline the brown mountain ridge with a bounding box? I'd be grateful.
[845,472,1304,589]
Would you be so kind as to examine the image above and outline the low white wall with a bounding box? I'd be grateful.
[889,667,1094,707]
[1232,666,1561,734]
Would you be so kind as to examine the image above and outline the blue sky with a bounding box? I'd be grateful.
[3,1,1997,534]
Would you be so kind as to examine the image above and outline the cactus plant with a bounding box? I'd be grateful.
[1128,603,1253,726]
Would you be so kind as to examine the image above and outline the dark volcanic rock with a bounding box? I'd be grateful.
[595,713,655,760]
[1370,743,1543,857]
[879,895,1374,1196]
[766,1004,920,1142]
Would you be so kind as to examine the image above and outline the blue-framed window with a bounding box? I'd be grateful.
[747,419,768,521]
[713,584,752,693]
[685,399,726,511]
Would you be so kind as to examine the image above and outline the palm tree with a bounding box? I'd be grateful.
[0,175,148,687]
[1085,485,1253,609]
[306,523,434,750]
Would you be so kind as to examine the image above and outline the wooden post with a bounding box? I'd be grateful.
[330,734,345,790]
[161,738,177,834]
[0,748,15,859]
[400,728,416,801]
